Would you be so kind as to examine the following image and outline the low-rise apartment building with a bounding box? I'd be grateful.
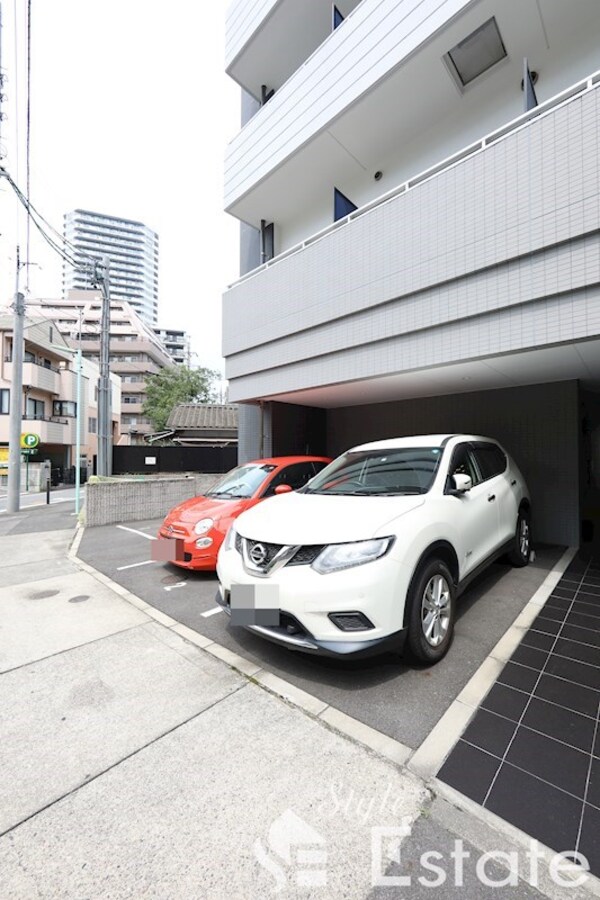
[0,313,121,482]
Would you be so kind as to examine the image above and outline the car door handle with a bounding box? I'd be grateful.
[488,494,496,502]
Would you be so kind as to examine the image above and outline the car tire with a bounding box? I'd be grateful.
[508,509,531,568]
[406,559,456,664]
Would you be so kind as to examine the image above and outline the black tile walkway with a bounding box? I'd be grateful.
[438,552,600,876]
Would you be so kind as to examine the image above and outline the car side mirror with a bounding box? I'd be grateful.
[450,473,472,494]
[274,484,293,495]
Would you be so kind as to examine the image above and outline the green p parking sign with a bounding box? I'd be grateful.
[20,433,40,449]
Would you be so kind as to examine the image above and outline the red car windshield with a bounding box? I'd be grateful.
[205,464,276,499]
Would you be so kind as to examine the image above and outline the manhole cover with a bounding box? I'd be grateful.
[160,573,188,586]
[68,595,90,603]
[28,590,60,600]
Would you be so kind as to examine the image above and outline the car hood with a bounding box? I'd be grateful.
[165,495,249,526]
[234,491,425,544]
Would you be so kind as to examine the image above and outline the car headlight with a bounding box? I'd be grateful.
[222,525,236,552]
[194,517,214,536]
[312,537,394,574]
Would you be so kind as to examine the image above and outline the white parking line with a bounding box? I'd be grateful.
[116,560,157,571]
[201,606,223,618]
[116,525,157,540]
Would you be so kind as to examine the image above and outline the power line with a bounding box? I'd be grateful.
[0,165,95,273]
[25,0,31,289]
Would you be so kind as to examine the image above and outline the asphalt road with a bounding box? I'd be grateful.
[78,518,564,749]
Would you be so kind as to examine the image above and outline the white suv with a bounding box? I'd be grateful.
[216,435,531,663]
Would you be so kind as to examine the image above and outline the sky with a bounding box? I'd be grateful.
[0,0,240,374]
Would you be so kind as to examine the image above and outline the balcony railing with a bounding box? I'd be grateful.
[4,356,61,373]
[22,415,69,425]
[229,67,600,290]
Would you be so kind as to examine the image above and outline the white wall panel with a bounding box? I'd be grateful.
[225,0,279,68]
[225,0,473,208]
[223,84,600,402]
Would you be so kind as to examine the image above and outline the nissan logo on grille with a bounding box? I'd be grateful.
[249,543,268,566]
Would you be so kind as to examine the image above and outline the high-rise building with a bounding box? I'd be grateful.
[223,1,600,551]
[63,209,159,326]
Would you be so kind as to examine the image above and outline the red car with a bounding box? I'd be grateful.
[155,456,331,571]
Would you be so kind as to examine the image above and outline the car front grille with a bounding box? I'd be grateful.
[246,539,284,567]
[235,533,324,570]
[287,545,324,566]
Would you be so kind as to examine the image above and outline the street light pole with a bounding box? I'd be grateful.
[7,246,25,513]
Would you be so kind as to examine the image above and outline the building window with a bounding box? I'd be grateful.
[333,5,344,29]
[0,389,9,414]
[26,398,45,419]
[53,400,77,417]
[88,417,97,434]
[334,187,358,222]
[444,17,507,88]
[260,220,275,263]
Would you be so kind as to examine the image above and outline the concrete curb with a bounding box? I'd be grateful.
[71,532,579,780]
[408,546,577,780]
[69,532,600,898]
[71,525,415,771]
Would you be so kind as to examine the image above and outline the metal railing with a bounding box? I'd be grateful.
[4,356,62,373]
[228,67,600,290]
[22,415,69,425]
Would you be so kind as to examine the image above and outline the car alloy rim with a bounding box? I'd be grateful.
[520,518,530,557]
[421,574,451,647]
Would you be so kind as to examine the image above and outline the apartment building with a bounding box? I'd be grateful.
[153,327,190,365]
[0,313,120,481]
[63,209,160,326]
[223,0,600,550]
[31,291,173,444]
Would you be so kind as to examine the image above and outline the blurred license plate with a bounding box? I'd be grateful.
[152,537,185,562]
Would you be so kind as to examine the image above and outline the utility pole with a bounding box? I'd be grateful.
[93,256,112,476]
[7,247,25,513]
[74,307,83,514]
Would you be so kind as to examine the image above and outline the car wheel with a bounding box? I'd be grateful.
[406,560,456,664]
[508,509,531,568]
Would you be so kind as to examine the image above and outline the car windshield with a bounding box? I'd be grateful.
[302,447,443,496]
[205,464,276,499]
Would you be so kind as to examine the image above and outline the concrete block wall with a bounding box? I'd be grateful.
[84,475,220,527]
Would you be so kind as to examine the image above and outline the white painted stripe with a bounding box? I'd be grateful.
[116,559,157,571]
[201,606,223,618]
[116,525,157,540]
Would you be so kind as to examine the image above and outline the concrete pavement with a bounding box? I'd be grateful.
[0,502,598,898]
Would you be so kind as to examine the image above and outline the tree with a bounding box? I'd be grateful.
[142,365,220,432]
